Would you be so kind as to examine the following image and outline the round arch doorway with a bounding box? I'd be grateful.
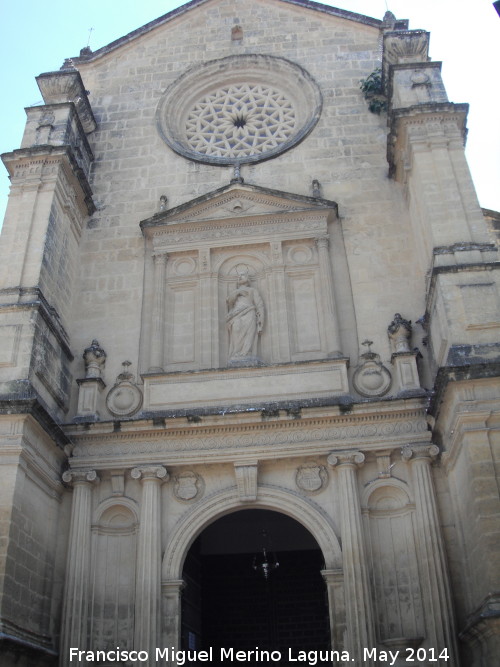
[181,509,331,661]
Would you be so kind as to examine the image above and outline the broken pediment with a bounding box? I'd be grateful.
[141,182,338,240]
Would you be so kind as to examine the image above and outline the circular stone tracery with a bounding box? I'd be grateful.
[185,83,296,159]
[156,55,322,166]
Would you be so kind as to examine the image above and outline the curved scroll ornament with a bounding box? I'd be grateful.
[106,361,143,418]
[353,341,392,398]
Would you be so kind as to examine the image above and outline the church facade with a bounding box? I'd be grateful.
[0,1,498,665]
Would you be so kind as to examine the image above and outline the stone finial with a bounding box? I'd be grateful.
[388,313,412,353]
[230,163,244,183]
[83,340,106,378]
[117,360,133,382]
[382,10,397,30]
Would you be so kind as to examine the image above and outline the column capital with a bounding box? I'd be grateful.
[62,469,99,485]
[131,465,168,482]
[401,443,439,463]
[152,251,168,264]
[327,450,365,468]
[321,568,344,584]
[161,579,186,594]
[315,235,330,249]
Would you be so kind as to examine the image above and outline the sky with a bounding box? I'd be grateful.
[1,0,499,224]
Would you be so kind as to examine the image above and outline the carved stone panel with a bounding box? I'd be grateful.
[364,484,424,645]
[90,505,137,651]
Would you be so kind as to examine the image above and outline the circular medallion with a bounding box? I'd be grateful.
[353,360,392,398]
[106,381,143,417]
[156,55,322,165]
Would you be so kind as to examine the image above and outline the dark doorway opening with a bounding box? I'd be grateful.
[181,509,330,663]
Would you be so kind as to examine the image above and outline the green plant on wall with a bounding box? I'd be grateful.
[360,68,387,114]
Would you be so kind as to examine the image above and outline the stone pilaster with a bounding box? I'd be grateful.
[321,569,346,654]
[60,469,99,665]
[234,461,258,502]
[402,444,459,665]
[161,580,186,658]
[75,377,105,421]
[268,240,290,362]
[149,253,168,371]
[198,247,213,368]
[131,465,168,664]
[315,236,341,356]
[327,451,375,664]
[391,352,421,395]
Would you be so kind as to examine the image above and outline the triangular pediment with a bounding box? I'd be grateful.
[66,1,384,65]
[141,183,338,233]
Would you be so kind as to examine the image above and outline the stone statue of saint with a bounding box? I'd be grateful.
[226,270,264,364]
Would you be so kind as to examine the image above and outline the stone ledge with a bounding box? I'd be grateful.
[142,358,350,412]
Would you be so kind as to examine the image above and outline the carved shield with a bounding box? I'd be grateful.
[175,473,199,501]
[296,465,324,493]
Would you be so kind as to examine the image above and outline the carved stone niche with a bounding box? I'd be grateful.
[139,182,353,412]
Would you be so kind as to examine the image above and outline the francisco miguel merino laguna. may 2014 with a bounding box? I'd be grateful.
[69,647,354,664]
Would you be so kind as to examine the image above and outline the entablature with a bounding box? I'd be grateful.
[64,396,430,469]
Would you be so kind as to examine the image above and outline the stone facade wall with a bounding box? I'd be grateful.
[0,1,498,666]
[70,0,423,401]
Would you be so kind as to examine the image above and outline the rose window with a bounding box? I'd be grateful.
[185,84,296,159]
[156,55,322,165]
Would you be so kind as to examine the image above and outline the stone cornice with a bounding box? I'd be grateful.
[1,144,95,215]
[0,286,73,358]
[24,102,95,165]
[141,183,338,231]
[65,399,430,467]
[387,102,469,180]
[36,70,96,133]
[425,258,499,318]
[0,395,70,449]
[429,366,500,423]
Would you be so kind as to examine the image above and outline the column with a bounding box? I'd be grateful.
[60,469,99,666]
[402,444,459,665]
[315,236,341,356]
[327,451,375,665]
[149,252,168,371]
[131,465,168,665]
